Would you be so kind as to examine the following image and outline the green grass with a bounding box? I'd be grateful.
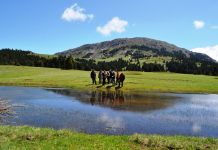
[0,65,218,94]
[0,126,217,150]
[28,52,58,59]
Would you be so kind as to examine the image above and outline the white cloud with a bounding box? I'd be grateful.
[211,26,218,29]
[97,113,124,129]
[191,45,218,61]
[133,23,136,27]
[193,20,204,29]
[97,17,128,36]
[61,3,94,21]
[192,123,201,133]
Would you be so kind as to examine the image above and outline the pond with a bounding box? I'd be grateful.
[1,86,218,137]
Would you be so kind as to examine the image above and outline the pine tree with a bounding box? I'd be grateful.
[153,64,161,72]
[64,57,73,69]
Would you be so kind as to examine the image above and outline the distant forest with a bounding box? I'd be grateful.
[1,48,218,76]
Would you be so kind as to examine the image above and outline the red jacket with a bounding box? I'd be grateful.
[116,72,119,78]
[120,74,125,81]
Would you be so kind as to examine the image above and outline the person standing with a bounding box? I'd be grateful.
[116,71,120,85]
[90,69,96,85]
[102,70,106,86]
[109,69,113,83]
[119,72,125,87]
[111,70,115,86]
[107,71,110,84]
[98,70,102,84]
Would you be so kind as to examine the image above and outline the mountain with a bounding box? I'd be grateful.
[55,37,216,62]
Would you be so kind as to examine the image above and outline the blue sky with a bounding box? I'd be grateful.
[1,0,218,60]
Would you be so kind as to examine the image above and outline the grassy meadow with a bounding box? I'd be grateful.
[1,125,218,150]
[0,65,218,94]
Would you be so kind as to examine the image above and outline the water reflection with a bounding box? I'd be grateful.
[1,86,218,137]
[46,89,176,112]
[91,90,124,106]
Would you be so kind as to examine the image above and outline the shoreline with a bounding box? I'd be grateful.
[1,125,217,149]
[0,82,217,95]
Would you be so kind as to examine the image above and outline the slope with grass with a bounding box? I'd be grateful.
[0,65,218,94]
[28,52,58,59]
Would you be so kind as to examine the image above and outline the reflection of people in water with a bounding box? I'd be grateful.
[102,91,106,105]
[98,91,102,105]
[109,91,115,106]
[119,91,124,105]
[90,91,96,106]
[90,90,124,106]
[116,90,120,104]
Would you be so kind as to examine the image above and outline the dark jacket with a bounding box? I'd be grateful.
[111,72,115,79]
[120,74,125,81]
[102,72,106,78]
[98,72,102,78]
[110,71,113,78]
[91,71,96,78]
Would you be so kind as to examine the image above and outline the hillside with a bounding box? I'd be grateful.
[55,37,216,62]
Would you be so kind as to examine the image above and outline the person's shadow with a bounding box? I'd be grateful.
[115,86,121,89]
[86,84,94,86]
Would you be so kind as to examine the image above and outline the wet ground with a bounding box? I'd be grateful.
[1,86,218,137]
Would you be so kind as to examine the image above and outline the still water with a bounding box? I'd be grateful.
[1,86,218,137]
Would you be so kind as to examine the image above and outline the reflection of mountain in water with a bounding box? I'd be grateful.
[45,88,177,112]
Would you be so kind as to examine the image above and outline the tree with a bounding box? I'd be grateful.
[37,60,44,67]
[212,66,218,76]
[64,57,73,69]
[84,64,91,71]
[153,64,161,72]
[204,69,210,75]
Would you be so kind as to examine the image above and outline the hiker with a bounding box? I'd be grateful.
[102,70,106,86]
[116,71,120,85]
[98,70,102,84]
[107,71,110,84]
[111,70,115,86]
[119,72,125,87]
[109,69,113,83]
[90,69,96,85]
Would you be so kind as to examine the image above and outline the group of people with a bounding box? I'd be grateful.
[90,69,125,87]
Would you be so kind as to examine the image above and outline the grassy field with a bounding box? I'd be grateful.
[0,125,218,150]
[0,65,218,94]
[28,52,58,59]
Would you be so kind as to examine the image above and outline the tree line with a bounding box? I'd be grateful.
[1,48,218,76]
[166,55,218,76]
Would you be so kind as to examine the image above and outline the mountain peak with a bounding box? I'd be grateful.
[55,37,216,63]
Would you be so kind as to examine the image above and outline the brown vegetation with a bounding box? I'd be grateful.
[0,98,24,124]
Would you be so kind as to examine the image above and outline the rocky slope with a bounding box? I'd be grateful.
[55,37,216,62]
